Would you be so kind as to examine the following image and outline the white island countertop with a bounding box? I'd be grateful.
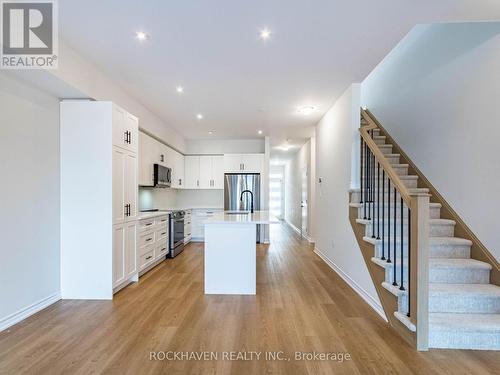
[205,210,280,225]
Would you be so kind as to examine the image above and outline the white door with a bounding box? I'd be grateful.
[185,156,200,189]
[125,221,137,278]
[223,154,243,173]
[112,147,126,225]
[242,154,263,173]
[125,151,138,221]
[212,155,224,189]
[113,224,126,287]
[199,156,212,189]
[301,167,308,238]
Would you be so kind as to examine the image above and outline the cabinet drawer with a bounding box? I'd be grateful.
[156,243,168,259]
[155,215,169,227]
[138,218,155,232]
[138,231,155,247]
[139,249,155,269]
[156,227,168,242]
[139,242,155,256]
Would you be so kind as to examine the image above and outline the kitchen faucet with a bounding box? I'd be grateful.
[240,190,254,213]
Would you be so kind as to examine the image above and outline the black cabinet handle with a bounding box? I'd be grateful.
[160,154,164,162]
[146,255,152,260]
[146,238,153,242]
[145,222,153,226]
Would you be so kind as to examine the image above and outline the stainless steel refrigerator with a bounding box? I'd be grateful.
[224,173,261,242]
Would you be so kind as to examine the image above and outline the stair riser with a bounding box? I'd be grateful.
[393,166,409,176]
[373,242,471,259]
[429,330,500,350]
[362,155,400,164]
[355,205,441,219]
[429,295,500,314]
[430,244,471,259]
[364,222,454,237]
[429,268,490,284]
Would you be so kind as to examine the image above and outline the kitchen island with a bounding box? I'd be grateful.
[204,211,279,295]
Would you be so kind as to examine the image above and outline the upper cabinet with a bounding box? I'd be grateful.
[113,105,138,153]
[138,131,185,188]
[184,155,224,189]
[223,154,264,173]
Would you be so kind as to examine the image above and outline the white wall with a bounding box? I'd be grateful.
[186,139,264,154]
[314,84,382,315]
[361,22,500,261]
[284,140,312,237]
[0,73,61,328]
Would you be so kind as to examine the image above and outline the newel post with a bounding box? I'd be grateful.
[409,193,430,351]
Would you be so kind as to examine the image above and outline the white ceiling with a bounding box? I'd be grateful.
[59,1,500,143]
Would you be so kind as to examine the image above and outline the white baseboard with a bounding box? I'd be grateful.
[314,247,387,322]
[284,219,315,243]
[0,292,61,332]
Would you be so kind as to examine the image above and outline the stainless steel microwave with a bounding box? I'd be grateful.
[153,164,172,188]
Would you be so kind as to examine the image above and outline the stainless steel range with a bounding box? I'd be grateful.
[169,210,185,257]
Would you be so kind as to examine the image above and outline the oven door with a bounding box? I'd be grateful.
[170,217,185,249]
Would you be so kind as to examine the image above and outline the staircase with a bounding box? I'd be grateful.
[349,109,500,350]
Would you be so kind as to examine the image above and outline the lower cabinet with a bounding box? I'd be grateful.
[138,214,169,275]
[191,209,223,241]
[184,210,192,244]
[113,221,138,289]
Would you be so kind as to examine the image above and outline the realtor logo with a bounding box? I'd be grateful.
[1,0,58,69]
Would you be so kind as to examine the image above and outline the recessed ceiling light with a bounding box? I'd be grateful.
[297,105,317,116]
[208,130,215,135]
[259,28,272,41]
[135,31,149,41]
[258,130,263,135]
[196,114,203,120]
[176,86,184,94]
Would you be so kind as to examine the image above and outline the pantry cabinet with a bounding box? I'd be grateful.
[61,101,139,300]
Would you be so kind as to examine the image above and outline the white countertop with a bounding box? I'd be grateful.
[138,207,224,220]
[205,211,280,225]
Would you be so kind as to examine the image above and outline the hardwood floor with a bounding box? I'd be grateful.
[0,224,498,375]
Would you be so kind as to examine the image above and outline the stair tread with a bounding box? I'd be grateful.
[356,218,455,225]
[429,313,500,332]
[349,201,442,208]
[429,283,500,297]
[429,258,492,270]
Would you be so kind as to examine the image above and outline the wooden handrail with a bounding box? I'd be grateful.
[360,109,413,207]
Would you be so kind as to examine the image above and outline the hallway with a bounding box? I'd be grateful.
[0,224,498,374]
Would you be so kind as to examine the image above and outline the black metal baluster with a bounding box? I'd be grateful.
[360,137,363,206]
[363,141,367,219]
[407,207,411,317]
[393,186,398,286]
[377,162,380,239]
[387,179,391,263]
[381,170,385,260]
[400,198,405,291]
[367,148,372,220]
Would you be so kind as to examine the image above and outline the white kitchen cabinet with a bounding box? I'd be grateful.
[113,105,138,153]
[185,155,200,189]
[191,209,223,241]
[61,101,139,300]
[113,147,138,224]
[139,131,185,188]
[185,155,224,190]
[212,155,224,189]
[172,151,185,188]
[199,156,212,189]
[113,221,138,288]
[138,214,169,275]
[223,154,264,173]
[139,131,156,186]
